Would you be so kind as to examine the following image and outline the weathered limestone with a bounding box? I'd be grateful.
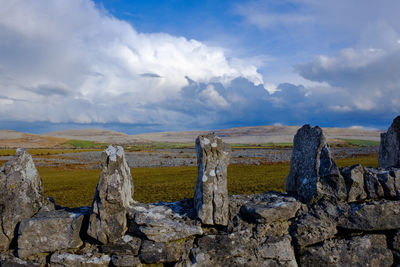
[50,252,111,266]
[127,200,203,243]
[194,133,231,225]
[17,210,85,258]
[341,164,368,202]
[139,238,193,264]
[339,200,400,231]
[285,125,346,203]
[379,116,400,168]
[300,234,393,267]
[87,145,134,244]
[239,192,301,224]
[0,148,44,250]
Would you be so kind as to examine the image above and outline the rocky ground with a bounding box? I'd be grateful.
[0,146,378,168]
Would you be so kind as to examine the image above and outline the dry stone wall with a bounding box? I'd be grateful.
[1,118,400,266]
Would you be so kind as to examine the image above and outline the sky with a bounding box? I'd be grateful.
[0,0,399,134]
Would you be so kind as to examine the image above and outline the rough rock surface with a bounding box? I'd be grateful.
[139,238,193,264]
[87,145,134,244]
[341,164,368,202]
[17,209,85,258]
[194,133,231,225]
[285,125,346,203]
[0,148,44,250]
[300,234,393,267]
[127,199,203,243]
[50,252,111,266]
[339,200,400,231]
[239,192,301,224]
[379,116,400,168]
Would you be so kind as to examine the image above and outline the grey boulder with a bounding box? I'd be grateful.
[194,133,231,225]
[127,200,203,243]
[0,148,44,251]
[285,125,346,203]
[239,192,301,224]
[299,234,393,267]
[17,210,85,258]
[87,145,134,244]
[379,115,400,168]
[339,199,400,231]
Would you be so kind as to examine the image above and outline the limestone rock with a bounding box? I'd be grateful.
[291,200,349,247]
[190,233,259,267]
[127,200,202,243]
[111,254,142,267]
[285,125,346,203]
[0,148,44,250]
[139,238,193,264]
[290,211,337,248]
[379,115,400,168]
[339,200,400,231]
[0,252,40,266]
[50,252,111,266]
[341,164,367,202]
[194,133,231,225]
[17,209,85,258]
[258,235,297,266]
[87,145,134,244]
[376,168,400,199]
[101,235,141,256]
[299,234,393,267]
[392,230,400,252]
[364,168,385,199]
[239,192,301,224]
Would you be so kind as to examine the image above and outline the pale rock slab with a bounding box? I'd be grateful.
[0,148,44,250]
[87,145,134,244]
[285,125,346,203]
[17,210,84,258]
[194,134,231,225]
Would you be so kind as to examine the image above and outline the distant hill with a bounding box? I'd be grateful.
[0,130,67,148]
[44,129,150,144]
[0,125,382,148]
[132,125,382,144]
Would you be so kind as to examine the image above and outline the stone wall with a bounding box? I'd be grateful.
[0,117,400,266]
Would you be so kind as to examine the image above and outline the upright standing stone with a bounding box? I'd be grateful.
[87,145,134,244]
[379,116,400,168]
[194,134,231,225]
[285,125,346,203]
[0,148,44,250]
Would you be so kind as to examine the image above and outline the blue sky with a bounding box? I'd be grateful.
[0,0,399,134]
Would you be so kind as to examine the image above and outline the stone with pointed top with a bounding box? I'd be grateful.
[285,125,346,203]
[87,145,134,244]
[0,148,44,251]
[194,133,231,225]
[379,115,400,168]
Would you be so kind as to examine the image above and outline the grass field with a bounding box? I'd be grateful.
[32,154,379,207]
[0,148,101,156]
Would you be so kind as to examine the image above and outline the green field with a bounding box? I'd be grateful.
[33,154,378,207]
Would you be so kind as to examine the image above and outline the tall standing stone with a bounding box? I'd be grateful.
[87,145,134,244]
[194,134,231,226]
[379,116,400,168]
[285,125,346,203]
[0,148,44,250]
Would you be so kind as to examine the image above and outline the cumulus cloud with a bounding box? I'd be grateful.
[0,0,264,125]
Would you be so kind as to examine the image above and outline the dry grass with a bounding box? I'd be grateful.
[0,154,380,207]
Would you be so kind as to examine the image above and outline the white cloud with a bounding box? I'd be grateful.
[199,85,229,109]
[0,0,264,124]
